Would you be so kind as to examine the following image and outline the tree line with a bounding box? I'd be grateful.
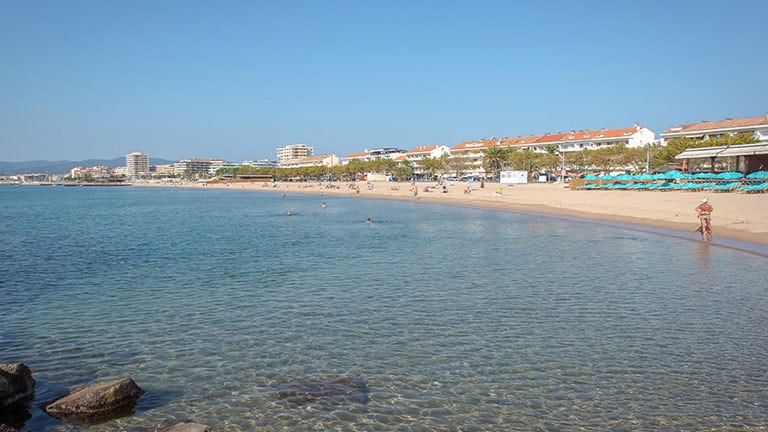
[216,133,757,181]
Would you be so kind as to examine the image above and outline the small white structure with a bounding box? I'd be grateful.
[500,170,527,184]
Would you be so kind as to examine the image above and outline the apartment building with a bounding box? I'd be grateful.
[173,158,227,177]
[277,143,314,164]
[340,148,407,165]
[278,154,339,168]
[126,152,149,179]
[661,114,768,144]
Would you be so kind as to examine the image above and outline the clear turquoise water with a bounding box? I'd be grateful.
[1,185,767,431]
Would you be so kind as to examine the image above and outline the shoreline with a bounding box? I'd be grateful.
[137,180,768,250]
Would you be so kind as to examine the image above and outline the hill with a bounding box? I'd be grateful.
[0,157,176,175]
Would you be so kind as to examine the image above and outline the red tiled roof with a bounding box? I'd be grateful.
[531,127,640,144]
[662,114,768,135]
[499,135,544,147]
[450,140,495,151]
[342,151,371,159]
[407,145,440,154]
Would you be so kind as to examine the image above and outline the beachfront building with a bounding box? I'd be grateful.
[242,159,277,169]
[661,113,768,144]
[277,143,313,164]
[126,152,149,179]
[173,158,227,178]
[69,165,112,179]
[340,148,407,165]
[449,139,500,178]
[675,142,768,173]
[448,126,655,177]
[278,154,340,169]
[511,126,656,154]
[400,145,451,179]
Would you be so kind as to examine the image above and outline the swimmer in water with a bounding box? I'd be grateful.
[321,202,327,209]
[366,217,372,224]
[287,211,292,216]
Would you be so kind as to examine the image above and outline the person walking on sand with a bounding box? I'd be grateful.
[695,197,713,240]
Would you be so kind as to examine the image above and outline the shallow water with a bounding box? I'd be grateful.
[1,186,767,431]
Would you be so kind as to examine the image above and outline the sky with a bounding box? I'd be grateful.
[1,0,767,162]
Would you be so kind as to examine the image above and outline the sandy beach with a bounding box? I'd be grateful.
[145,180,768,248]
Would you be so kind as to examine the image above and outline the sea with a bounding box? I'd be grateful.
[1,185,767,431]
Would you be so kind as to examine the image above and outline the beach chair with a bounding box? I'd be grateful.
[750,182,768,193]
[711,182,740,192]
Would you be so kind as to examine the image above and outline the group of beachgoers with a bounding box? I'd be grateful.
[283,196,373,224]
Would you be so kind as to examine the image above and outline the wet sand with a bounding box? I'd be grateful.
[143,180,768,249]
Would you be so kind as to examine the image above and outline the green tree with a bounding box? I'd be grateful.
[419,155,447,180]
[508,149,539,174]
[482,146,509,180]
[392,159,414,181]
[448,156,472,178]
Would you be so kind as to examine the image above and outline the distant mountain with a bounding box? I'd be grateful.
[0,157,176,175]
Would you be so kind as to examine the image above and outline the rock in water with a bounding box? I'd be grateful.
[44,377,144,424]
[0,363,36,407]
[277,377,368,406]
[162,422,213,432]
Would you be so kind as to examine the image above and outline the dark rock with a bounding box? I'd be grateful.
[161,422,212,432]
[277,377,369,406]
[44,377,144,424]
[0,404,30,432]
[0,424,19,432]
[0,363,35,407]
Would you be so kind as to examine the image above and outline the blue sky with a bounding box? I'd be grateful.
[2,0,766,162]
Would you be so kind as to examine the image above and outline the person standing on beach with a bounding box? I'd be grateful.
[695,197,713,240]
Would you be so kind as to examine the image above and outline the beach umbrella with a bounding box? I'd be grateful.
[584,175,599,180]
[599,174,615,180]
[652,173,667,180]
[637,174,654,180]
[693,172,713,179]
[746,171,768,179]
[664,170,684,179]
[715,171,744,179]
[615,174,633,180]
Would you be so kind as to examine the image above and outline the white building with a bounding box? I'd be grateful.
[173,158,227,178]
[126,152,149,179]
[340,148,407,165]
[277,143,313,164]
[516,126,656,154]
[661,113,768,144]
[278,154,339,168]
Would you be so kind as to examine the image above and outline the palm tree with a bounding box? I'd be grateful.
[392,159,414,182]
[482,146,508,180]
[419,156,447,181]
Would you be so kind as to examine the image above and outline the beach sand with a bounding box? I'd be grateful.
[145,180,768,248]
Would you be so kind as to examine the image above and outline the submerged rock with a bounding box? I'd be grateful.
[276,377,369,406]
[44,377,144,424]
[0,363,36,407]
[0,424,19,432]
[161,422,212,432]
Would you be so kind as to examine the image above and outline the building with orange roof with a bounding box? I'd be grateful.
[661,113,768,144]
[447,126,654,177]
[524,126,655,154]
[402,145,450,178]
[449,139,502,177]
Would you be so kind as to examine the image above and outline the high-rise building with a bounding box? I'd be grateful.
[277,143,313,164]
[126,152,149,179]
